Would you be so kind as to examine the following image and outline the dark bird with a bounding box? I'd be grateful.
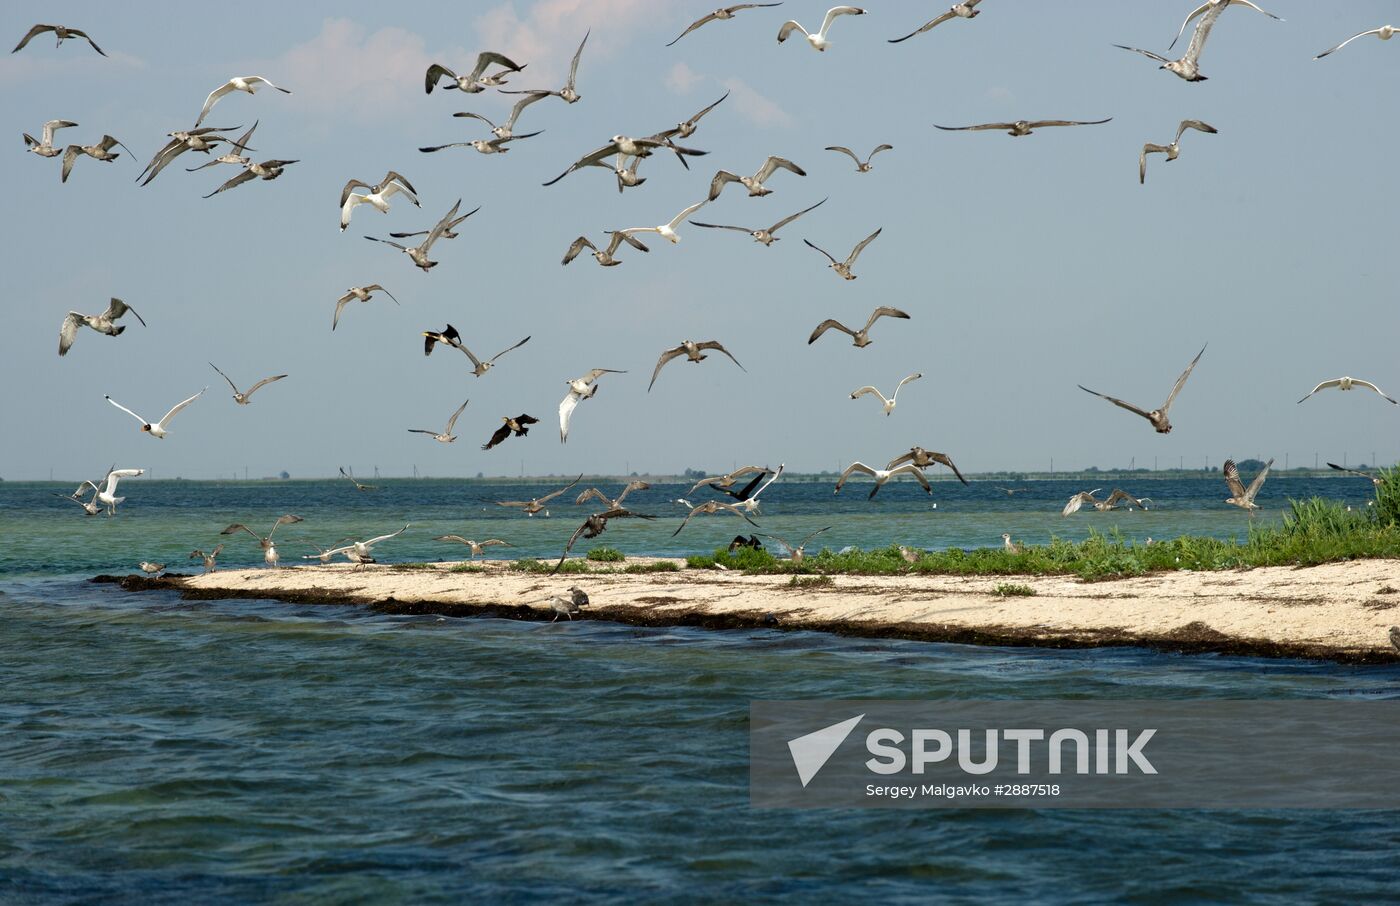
[483,414,539,450]
[886,447,968,484]
[553,507,656,572]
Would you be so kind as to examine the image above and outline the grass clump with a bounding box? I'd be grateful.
[686,547,782,572]
[511,558,590,575]
[992,583,1036,597]
[788,574,834,589]
[449,563,486,573]
[624,561,679,574]
[587,547,625,562]
[389,562,439,572]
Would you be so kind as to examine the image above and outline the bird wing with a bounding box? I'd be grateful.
[543,141,620,185]
[708,170,741,200]
[890,464,931,492]
[777,20,808,42]
[139,140,190,186]
[434,535,472,544]
[566,29,589,88]
[425,63,455,92]
[482,423,512,449]
[697,340,744,371]
[668,199,709,230]
[12,24,54,53]
[1078,385,1153,422]
[209,362,240,394]
[159,389,206,425]
[933,122,1017,132]
[562,235,596,264]
[930,451,969,485]
[836,462,878,492]
[820,6,864,37]
[1169,2,1211,50]
[845,227,882,266]
[488,335,531,364]
[1347,379,1398,403]
[559,391,580,442]
[58,312,84,356]
[1297,379,1339,403]
[615,481,650,506]
[1315,28,1382,60]
[615,231,649,252]
[889,10,956,43]
[1183,0,1228,64]
[1140,144,1168,183]
[575,487,607,506]
[1113,44,1172,64]
[755,156,804,182]
[1327,463,1377,481]
[340,178,372,208]
[247,76,289,93]
[1223,461,1247,499]
[269,514,305,538]
[808,319,854,344]
[196,82,236,126]
[851,386,888,404]
[505,91,550,129]
[648,346,688,391]
[105,396,147,426]
[205,167,257,197]
[445,399,469,433]
[366,285,397,304]
[865,306,910,332]
[869,143,894,157]
[537,475,584,504]
[886,451,915,469]
[667,11,720,46]
[1062,494,1088,516]
[895,372,923,392]
[724,472,766,501]
[333,296,351,330]
[769,197,827,234]
[1026,119,1113,129]
[362,524,409,548]
[803,239,840,266]
[685,90,730,128]
[1244,459,1274,502]
[749,464,785,500]
[468,51,523,83]
[60,145,80,183]
[1176,119,1218,141]
[799,525,833,549]
[221,523,262,540]
[758,533,796,556]
[1161,344,1206,413]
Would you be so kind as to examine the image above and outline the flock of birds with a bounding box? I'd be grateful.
[25,3,1397,579]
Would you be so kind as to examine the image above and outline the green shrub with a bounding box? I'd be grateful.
[624,561,680,573]
[788,574,834,589]
[587,547,625,562]
[992,583,1036,597]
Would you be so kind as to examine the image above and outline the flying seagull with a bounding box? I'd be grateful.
[759,526,832,564]
[209,362,286,405]
[189,545,223,574]
[851,373,922,416]
[221,514,304,568]
[726,464,785,514]
[1114,0,1229,82]
[503,29,589,102]
[1097,489,1152,512]
[1327,463,1385,487]
[889,1,982,43]
[319,525,410,568]
[653,92,730,143]
[707,155,805,200]
[824,144,892,171]
[672,500,760,537]
[90,467,144,516]
[1061,489,1104,516]
[433,536,513,558]
[203,158,298,198]
[105,389,205,439]
[934,118,1112,137]
[422,325,529,377]
[407,399,469,443]
[560,368,626,442]
[56,485,102,516]
[13,24,104,55]
[453,91,550,140]
[1297,376,1398,405]
[195,76,291,127]
[777,6,867,51]
[137,126,241,186]
[483,414,539,450]
[689,196,826,246]
[562,231,650,266]
[808,305,908,346]
[1316,25,1399,60]
[1078,344,1206,434]
[1140,120,1217,184]
[668,4,783,46]
[494,475,582,517]
[617,199,710,245]
[996,487,1029,496]
[366,199,471,271]
[419,130,543,155]
[649,339,745,391]
[1171,0,1280,51]
[834,462,931,499]
[576,480,651,509]
[334,285,398,330]
[60,134,133,183]
[804,227,881,280]
[339,466,378,492]
[23,119,78,157]
[886,447,968,484]
[1223,458,1273,511]
[184,121,258,172]
[554,507,656,571]
[425,53,525,93]
[58,298,145,356]
[340,171,418,232]
[688,465,774,496]
[544,136,669,185]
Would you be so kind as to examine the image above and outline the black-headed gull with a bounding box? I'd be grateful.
[105,388,205,439]
[1078,345,1206,434]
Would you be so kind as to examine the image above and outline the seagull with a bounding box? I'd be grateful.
[333,285,398,330]
[889,1,982,43]
[729,464,785,514]
[60,134,133,183]
[56,485,102,516]
[339,466,378,492]
[105,389,205,439]
[184,121,259,171]
[760,526,832,564]
[408,399,469,443]
[656,92,731,143]
[1094,489,1153,512]
[454,91,550,140]
[777,6,866,51]
[1114,0,1228,82]
[900,546,921,563]
[12,24,104,55]
[1140,120,1217,184]
[544,136,669,185]
[483,414,539,450]
[934,118,1112,137]
[425,53,525,93]
[422,325,530,377]
[138,562,165,577]
[58,298,145,356]
[996,486,1030,496]
[433,536,513,558]
[23,119,78,157]
[137,126,240,186]
[834,462,932,499]
[824,144,892,171]
[618,199,713,246]
[366,200,470,271]
[886,447,968,484]
[1223,459,1273,511]
[495,475,582,517]
[562,232,650,266]
[340,171,418,231]
[708,155,805,199]
[1078,344,1206,434]
[221,514,304,567]
[1298,377,1398,405]
[1316,25,1399,60]
[672,500,760,537]
[1061,489,1104,516]
[560,369,626,442]
[553,507,656,570]
[804,228,881,280]
[188,545,223,573]
[689,197,826,246]
[668,4,783,45]
[203,158,298,198]
[576,480,651,509]
[1171,0,1280,51]
[689,466,774,496]
[389,206,476,240]
[209,362,286,405]
[89,467,144,516]
[195,77,291,127]
[1328,463,1385,487]
[808,305,908,346]
[546,594,582,621]
[851,373,922,416]
[1001,533,1022,553]
[419,131,543,155]
[649,339,745,391]
[320,525,410,568]
[503,30,589,102]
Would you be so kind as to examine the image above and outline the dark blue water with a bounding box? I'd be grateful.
[2,477,1396,901]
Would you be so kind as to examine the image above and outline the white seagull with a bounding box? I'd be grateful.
[209,362,286,405]
[834,462,932,499]
[851,373,922,416]
[334,285,398,330]
[195,77,291,127]
[320,525,410,568]
[1297,377,1398,406]
[340,171,418,232]
[58,298,145,356]
[777,6,866,51]
[408,399,470,443]
[105,389,205,439]
[560,368,626,442]
[91,467,144,516]
[1316,25,1399,60]
[1061,489,1104,516]
[618,199,709,244]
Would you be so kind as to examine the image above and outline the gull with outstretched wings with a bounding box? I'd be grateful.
[1078,344,1206,434]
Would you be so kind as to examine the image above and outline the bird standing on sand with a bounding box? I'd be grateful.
[1002,533,1022,553]
[1390,626,1400,652]
[1223,459,1273,511]
[547,594,581,621]
[1078,344,1206,434]
[139,562,165,577]
[649,340,745,391]
[58,298,145,356]
[221,514,304,568]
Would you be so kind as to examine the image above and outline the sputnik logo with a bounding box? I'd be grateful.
[787,714,864,787]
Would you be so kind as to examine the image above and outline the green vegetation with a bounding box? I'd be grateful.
[992,583,1036,597]
[788,574,834,589]
[623,561,679,574]
[449,563,486,573]
[586,547,625,562]
[511,557,590,575]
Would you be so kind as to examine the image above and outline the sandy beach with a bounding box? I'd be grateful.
[106,558,1400,663]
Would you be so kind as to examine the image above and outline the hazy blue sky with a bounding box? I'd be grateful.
[3,0,1396,480]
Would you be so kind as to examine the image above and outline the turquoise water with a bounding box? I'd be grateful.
[2,477,1397,901]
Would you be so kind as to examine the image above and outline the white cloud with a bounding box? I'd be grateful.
[474,0,649,88]
[721,77,794,128]
[666,61,704,95]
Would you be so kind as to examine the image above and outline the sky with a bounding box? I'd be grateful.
[2,0,1397,481]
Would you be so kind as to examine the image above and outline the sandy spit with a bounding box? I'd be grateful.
[99,558,1400,663]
